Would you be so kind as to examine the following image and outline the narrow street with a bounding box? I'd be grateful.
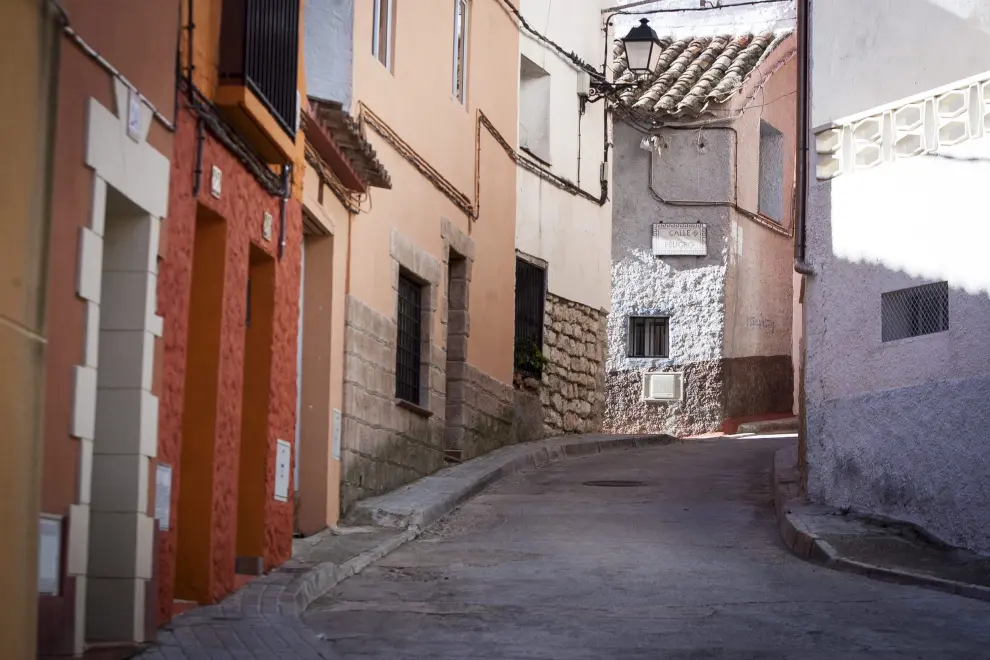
[304,438,990,659]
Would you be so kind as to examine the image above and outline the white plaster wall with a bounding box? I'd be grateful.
[805,136,990,552]
[515,0,612,311]
[305,0,354,106]
[811,0,990,127]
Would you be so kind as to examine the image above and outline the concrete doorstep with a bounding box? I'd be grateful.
[772,444,990,603]
[143,433,677,658]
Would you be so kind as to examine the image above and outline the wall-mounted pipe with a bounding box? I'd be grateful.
[278,163,291,260]
[794,0,814,275]
[192,116,205,197]
[646,125,792,237]
[186,0,195,103]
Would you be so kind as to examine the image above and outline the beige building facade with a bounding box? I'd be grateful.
[300,0,524,520]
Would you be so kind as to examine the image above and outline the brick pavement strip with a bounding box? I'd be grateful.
[137,433,677,658]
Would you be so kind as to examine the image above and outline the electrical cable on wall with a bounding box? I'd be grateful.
[356,102,607,229]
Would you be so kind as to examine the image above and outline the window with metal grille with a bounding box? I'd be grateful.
[396,272,423,404]
[514,258,546,375]
[627,316,669,358]
[219,0,301,138]
[881,281,949,342]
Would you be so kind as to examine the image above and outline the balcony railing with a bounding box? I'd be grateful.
[220,0,300,138]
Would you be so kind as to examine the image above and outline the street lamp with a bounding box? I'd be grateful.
[582,16,664,108]
[621,18,662,74]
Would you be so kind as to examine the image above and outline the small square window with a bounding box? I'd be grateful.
[759,120,785,223]
[627,316,669,358]
[396,272,423,403]
[519,55,551,164]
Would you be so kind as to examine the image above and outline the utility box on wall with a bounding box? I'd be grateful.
[642,372,683,402]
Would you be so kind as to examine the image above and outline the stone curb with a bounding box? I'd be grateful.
[771,446,990,604]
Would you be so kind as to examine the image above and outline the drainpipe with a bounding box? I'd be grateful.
[794,0,814,276]
[278,163,292,260]
[794,0,813,494]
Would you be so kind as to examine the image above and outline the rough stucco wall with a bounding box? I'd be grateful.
[605,122,730,436]
[304,0,352,107]
[157,108,302,621]
[805,136,990,553]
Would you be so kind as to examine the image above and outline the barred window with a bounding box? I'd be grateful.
[628,316,669,358]
[881,281,949,342]
[514,258,546,376]
[396,272,423,404]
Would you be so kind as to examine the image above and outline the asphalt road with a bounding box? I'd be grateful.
[304,437,990,659]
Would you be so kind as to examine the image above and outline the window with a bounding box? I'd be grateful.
[452,0,469,103]
[881,281,949,342]
[627,316,669,358]
[519,55,552,163]
[372,0,394,70]
[396,272,422,403]
[513,257,546,376]
[758,120,784,223]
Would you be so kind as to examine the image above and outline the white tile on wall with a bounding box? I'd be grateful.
[77,229,104,304]
[71,365,98,440]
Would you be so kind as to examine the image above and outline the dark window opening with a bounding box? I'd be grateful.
[627,316,669,358]
[396,272,423,404]
[881,281,949,342]
[514,258,546,376]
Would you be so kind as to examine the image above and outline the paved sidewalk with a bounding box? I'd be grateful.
[773,444,990,602]
[138,433,676,658]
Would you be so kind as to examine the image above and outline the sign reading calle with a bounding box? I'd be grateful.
[652,223,707,257]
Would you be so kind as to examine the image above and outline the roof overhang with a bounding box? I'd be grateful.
[306,99,392,191]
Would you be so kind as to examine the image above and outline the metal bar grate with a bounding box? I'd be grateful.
[221,0,300,138]
[881,281,949,342]
[396,273,422,403]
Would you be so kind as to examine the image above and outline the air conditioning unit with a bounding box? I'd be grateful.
[641,372,683,402]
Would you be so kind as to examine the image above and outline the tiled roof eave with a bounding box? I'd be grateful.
[612,28,794,119]
[308,98,392,190]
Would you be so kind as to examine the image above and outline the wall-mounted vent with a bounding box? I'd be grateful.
[641,372,683,402]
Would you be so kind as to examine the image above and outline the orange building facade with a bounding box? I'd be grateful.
[154,0,308,625]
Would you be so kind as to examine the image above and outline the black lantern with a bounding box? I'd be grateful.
[621,18,662,74]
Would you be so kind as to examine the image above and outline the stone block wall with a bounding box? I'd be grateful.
[454,363,516,461]
[540,293,607,435]
[340,296,446,511]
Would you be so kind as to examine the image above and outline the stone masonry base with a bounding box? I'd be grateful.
[603,354,792,436]
[540,293,607,435]
[341,296,518,513]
